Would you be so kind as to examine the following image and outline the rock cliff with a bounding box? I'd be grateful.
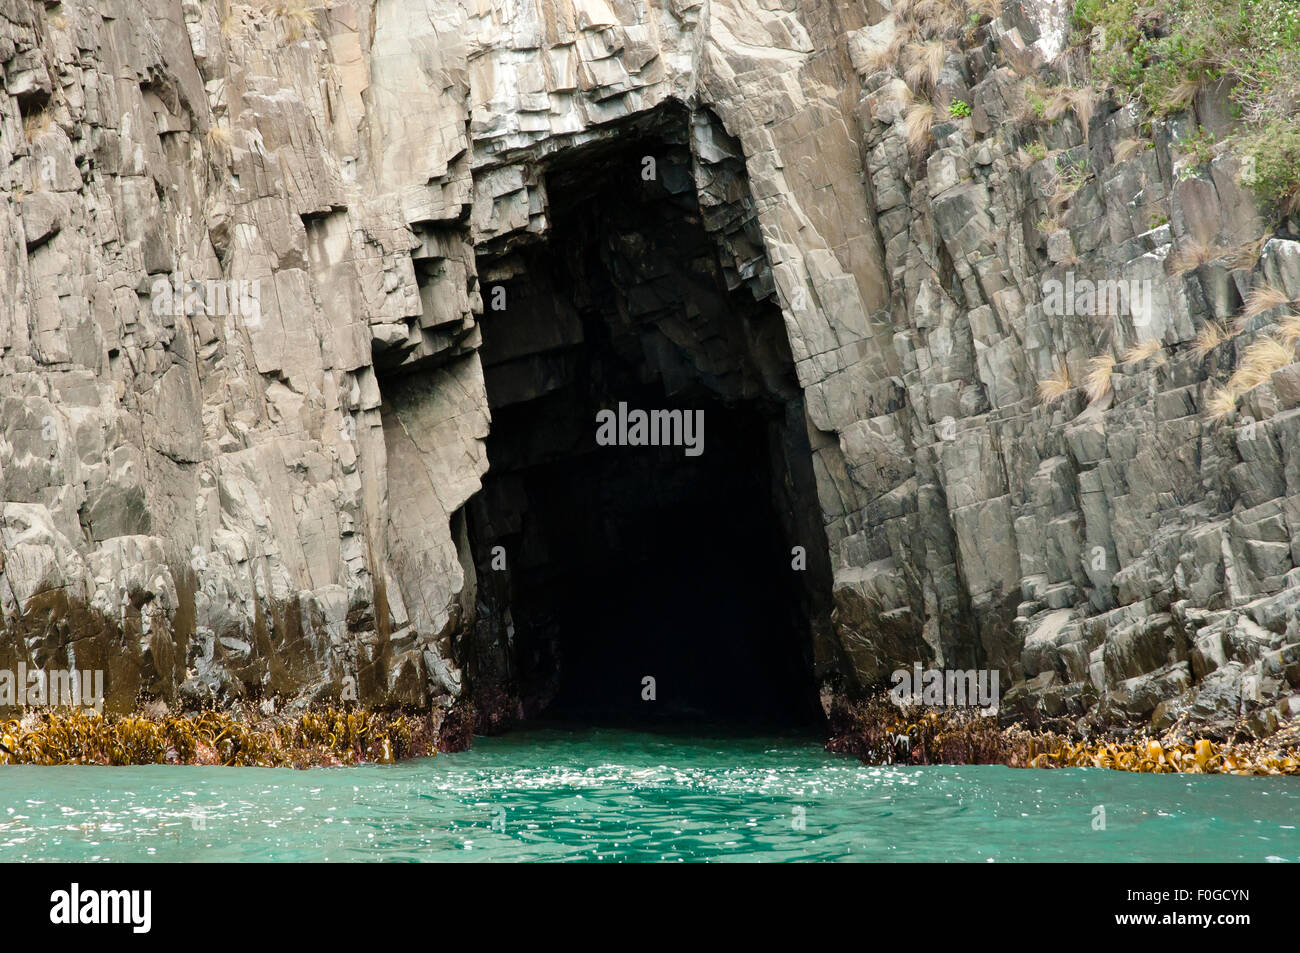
[1,0,1298,740]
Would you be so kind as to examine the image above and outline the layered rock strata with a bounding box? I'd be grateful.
[0,0,1296,741]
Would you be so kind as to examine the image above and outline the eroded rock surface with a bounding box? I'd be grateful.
[0,0,1297,739]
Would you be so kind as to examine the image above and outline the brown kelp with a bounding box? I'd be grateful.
[826,693,1006,765]
[1002,727,1300,776]
[826,693,1300,775]
[0,705,442,768]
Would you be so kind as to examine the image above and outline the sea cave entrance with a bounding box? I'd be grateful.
[463,107,831,731]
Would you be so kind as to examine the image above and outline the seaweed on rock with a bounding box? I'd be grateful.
[826,693,1300,775]
[0,706,443,768]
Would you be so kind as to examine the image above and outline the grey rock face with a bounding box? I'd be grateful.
[0,0,1297,737]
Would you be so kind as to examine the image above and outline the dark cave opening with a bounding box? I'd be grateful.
[464,110,830,730]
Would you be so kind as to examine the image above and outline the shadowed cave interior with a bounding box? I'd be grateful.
[462,111,831,730]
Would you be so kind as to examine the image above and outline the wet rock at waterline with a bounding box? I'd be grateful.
[0,0,1298,749]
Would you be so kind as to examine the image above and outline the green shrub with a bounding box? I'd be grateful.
[1241,120,1300,216]
[1074,0,1300,218]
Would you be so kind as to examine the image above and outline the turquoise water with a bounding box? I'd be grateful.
[1,725,1297,862]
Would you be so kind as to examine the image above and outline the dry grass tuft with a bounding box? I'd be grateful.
[22,107,51,142]
[911,0,947,19]
[1167,239,1218,276]
[1205,386,1238,420]
[1037,363,1073,406]
[1084,354,1115,403]
[1277,312,1300,346]
[273,0,315,41]
[1113,138,1148,163]
[909,0,965,38]
[1047,172,1084,217]
[1243,283,1293,318]
[1192,321,1228,359]
[1043,88,1072,121]
[1228,237,1268,271]
[1162,75,1205,113]
[967,0,1002,19]
[904,101,937,157]
[206,125,233,149]
[1245,334,1296,370]
[1045,156,1092,218]
[1043,87,1096,139]
[1121,338,1164,364]
[862,37,904,75]
[893,12,921,46]
[904,39,947,92]
[1036,213,1063,235]
[1228,335,1295,392]
[1067,87,1096,139]
[1013,78,1048,124]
